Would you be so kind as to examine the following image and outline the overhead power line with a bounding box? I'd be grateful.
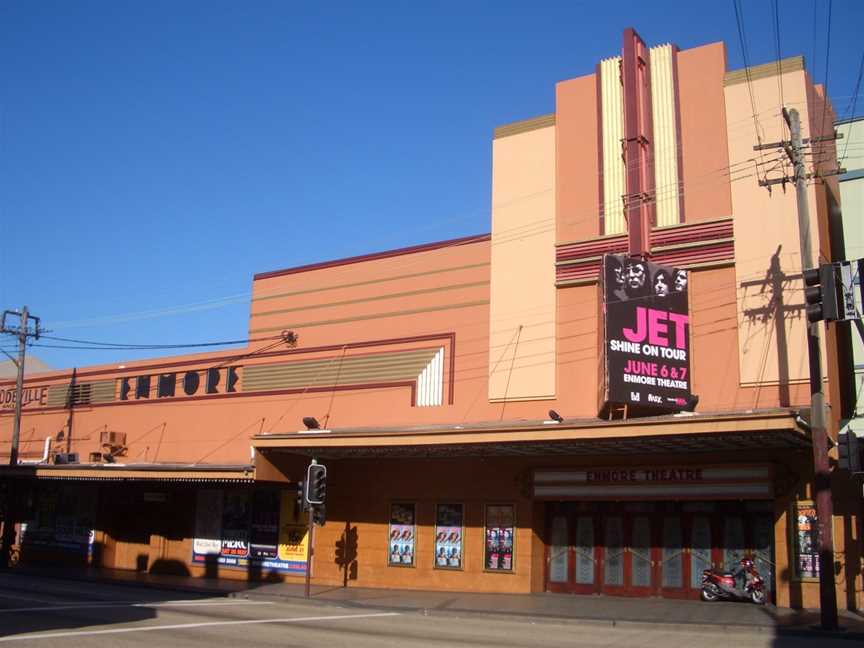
[36,333,282,350]
[839,49,864,163]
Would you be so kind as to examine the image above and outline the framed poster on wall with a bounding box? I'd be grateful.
[484,504,515,572]
[388,502,416,567]
[793,501,819,579]
[434,503,464,569]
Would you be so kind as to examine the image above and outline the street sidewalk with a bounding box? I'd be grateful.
[9,566,864,640]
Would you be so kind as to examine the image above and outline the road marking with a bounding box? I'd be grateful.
[0,600,275,614]
[0,612,401,641]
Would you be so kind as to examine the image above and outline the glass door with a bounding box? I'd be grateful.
[573,515,598,593]
[627,515,655,596]
[722,515,747,573]
[601,515,626,596]
[546,512,570,592]
[751,514,774,599]
[659,515,687,598]
[688,515,713,597]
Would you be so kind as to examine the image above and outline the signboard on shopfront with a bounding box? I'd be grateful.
[192,488,307,574]
[533,465,773,500]
[600,254,693,415]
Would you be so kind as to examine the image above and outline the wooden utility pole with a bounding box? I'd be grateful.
[787,108,838,630]
[2,307,39,465]
[0,306,42,568]
[756,109,840,629]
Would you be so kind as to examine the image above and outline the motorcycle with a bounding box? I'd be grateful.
[700,557,766,605]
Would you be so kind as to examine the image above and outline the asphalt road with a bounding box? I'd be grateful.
[0,574,850,647]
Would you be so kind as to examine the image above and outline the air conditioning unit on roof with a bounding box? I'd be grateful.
[101,431,126,447]
[53,452,80,465]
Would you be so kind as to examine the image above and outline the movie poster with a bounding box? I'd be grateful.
[601,254,693,414]
[192,488,307,574]
[795,503,819,578]
[434,504,464,569]
[276,492,308,571]
[388,503,416,567]
[484,505,515,572]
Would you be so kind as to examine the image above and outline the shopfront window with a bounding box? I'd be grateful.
[191,487,308,575]
[434,503,463,569]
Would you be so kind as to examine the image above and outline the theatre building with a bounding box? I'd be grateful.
[1,30,861,610]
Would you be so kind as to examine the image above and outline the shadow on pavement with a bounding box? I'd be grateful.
[0,569,228,639]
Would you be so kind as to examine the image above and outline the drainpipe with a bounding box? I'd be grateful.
[18,437,51,465]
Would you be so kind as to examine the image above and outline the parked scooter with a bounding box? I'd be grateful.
[700,557,766,604]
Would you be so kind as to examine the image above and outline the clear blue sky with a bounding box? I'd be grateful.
[1,0,862,369]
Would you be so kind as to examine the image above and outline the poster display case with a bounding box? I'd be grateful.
[434,503,464,569]
[484,504,515,572]
[388,502,416,567]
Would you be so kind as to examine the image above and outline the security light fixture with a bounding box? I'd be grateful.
[683,395,699,412]
[303,416,320,430]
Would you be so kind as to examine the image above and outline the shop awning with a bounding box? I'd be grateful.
[252,408,811,459]
[0,462,255,483]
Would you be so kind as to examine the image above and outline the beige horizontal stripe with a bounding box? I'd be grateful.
[244,348,437,374]
[243,359,433,381]
[555,215,734,248]
[725,56,803,86]
[651,237,735,253]
[253,262,490,303]
[250,300,490,333]
[245,373,415,391]
[244,363,433,388]
[242,349,439,390]
[252,281,489,319]
[494,114,556,139]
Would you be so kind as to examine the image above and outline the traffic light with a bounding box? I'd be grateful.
[312,504,326,526]
[803,264,839,323]
[295,481,307,513]
[838,431,863,474]
[305,462,327,505]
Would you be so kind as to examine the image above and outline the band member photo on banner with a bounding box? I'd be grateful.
[601,254,695,415]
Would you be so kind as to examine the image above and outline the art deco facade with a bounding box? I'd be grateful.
[1,30,860,610]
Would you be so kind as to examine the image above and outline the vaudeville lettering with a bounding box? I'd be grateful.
[0,386,48,410]
[119,367,238,401]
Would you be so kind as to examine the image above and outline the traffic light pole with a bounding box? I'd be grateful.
[787,108,838,630]
[304,504,314,598]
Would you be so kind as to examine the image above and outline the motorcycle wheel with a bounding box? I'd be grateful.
[701,585,720,602]
[750,589,766,605]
